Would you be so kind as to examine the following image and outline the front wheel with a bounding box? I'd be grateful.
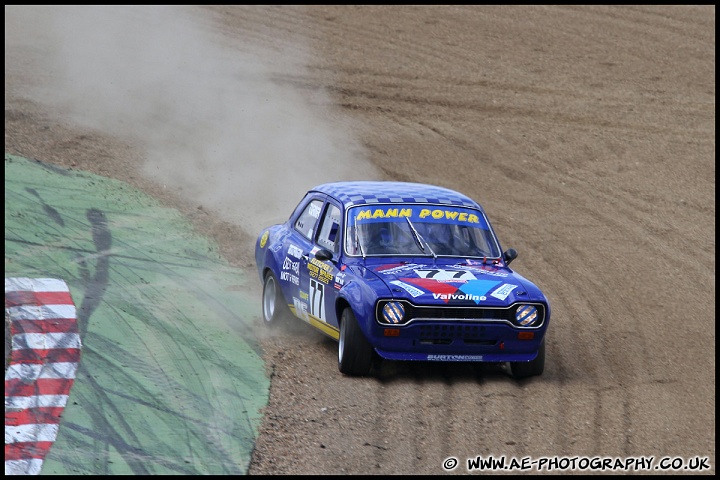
[262,271,288,326]
[338,308,374,376]
[510,340,545,379]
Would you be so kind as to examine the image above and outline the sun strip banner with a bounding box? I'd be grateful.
[5,278,81,476]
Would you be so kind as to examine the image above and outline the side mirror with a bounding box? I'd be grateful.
[503,248,518,265]
[315,248,334,262]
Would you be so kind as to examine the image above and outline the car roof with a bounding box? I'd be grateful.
[310,181,481,209]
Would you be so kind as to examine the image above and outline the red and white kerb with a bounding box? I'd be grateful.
[5,278,81,476]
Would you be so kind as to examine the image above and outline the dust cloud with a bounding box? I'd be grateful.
[4,5,379,235]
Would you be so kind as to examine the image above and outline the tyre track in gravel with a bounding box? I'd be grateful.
[564,5,713,44]
[492,162,707,455]
[212,6,715,148]
[371,364,460,473]
[74,209,222,410]
[80,225,267,472]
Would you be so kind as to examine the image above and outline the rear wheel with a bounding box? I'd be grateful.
[262,271,288,326]
[338,308,374,376]
[510,340,545,379]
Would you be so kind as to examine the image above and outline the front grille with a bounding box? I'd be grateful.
[405,304,515,322]
[417,324,496,345]
[376,301,546,328]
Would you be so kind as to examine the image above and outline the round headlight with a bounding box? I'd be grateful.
[515,304,539,326]
[382,301,405,324]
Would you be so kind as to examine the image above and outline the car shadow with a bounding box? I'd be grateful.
[292,322,552,386]
[311,333,518,383]
[373,358,511,384]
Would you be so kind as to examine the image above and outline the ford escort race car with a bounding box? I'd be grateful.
[255,181,550,377]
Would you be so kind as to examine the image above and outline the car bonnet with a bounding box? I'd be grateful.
[368,259,534,307]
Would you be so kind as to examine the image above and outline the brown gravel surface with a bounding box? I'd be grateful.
[5,5,715,475]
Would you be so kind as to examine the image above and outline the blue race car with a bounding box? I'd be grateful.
[255,181,550,377]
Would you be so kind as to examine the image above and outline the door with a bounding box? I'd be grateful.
[282,196,324,322]
[299,200,343,336]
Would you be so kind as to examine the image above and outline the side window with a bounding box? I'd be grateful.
[317,203,342,252]
[294,199,323,240]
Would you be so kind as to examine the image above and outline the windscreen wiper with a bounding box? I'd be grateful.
[354,224,366,259]
[405,217,437,259]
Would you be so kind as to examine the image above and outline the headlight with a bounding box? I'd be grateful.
[515,304,539,326]
[381,301,406,324]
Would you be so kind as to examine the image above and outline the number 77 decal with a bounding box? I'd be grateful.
[309,279,325,321]
[415,269,476,281]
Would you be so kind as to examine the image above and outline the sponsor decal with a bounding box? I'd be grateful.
[418,208,480,224]
[476,264,507,277]
[406,278,502,304]
[451,262,509,278]
[282,256,300,275]
[334,272,347,290]
[432,292,486,302]
[280,271,299,285]
[427,354,484,361]
[378,263,423,275]
[415,269,476,282]
[390,280,424,297]
[308,202,322,218]
[308,257,334,284]
[287,244,303,259]
[354,207,480,225]
[357,208,413,220]
[458,280,502,303]
[462,259,484,265]
[490,283,518,301]
[293,297,309,321]
[309,279,326,321]
[260,231,269,248]
[299,290,309,301]
[404,278,458,298]
[463,258,501,266]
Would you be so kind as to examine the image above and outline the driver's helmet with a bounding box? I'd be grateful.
[363,222,393,253]
[379,225,393,248]
[424,223,443,242]
[424,223,452,251]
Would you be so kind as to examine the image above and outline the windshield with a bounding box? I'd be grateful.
[345,204,501,258]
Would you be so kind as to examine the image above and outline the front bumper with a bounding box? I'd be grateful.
[375,349,540,363]
[369,321,546,362]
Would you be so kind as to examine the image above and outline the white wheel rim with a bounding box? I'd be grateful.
[263,276,276,321]
[338,318,345,362]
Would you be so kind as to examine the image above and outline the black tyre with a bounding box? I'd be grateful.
[338,308,374,376]
[262,270,289,326]
[510,340,545,379]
